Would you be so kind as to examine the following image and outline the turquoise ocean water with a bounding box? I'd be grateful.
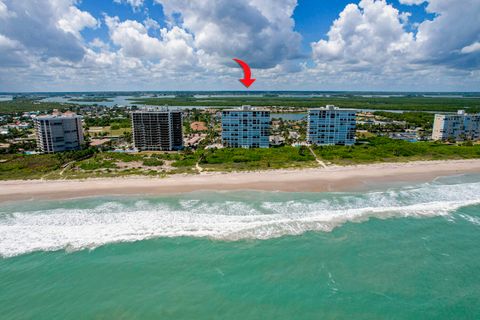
[1,174,480,319]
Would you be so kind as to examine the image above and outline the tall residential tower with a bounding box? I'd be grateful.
[131,108,183,151]
[34,112,84,153]
[307,105,356,146]
[432,110,480,141]
[222,106,270,148]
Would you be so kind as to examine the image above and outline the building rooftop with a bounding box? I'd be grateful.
[36,112,81,120]
[133,106,181,113]
[309,105,356,111]
[436,110,480,117]
[223,105,270,112]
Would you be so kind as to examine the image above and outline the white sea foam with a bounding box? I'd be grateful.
[1,181,480,258]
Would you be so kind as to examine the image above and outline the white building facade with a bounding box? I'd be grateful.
[34,113,84,153]
[432,110,480,141]
[222,106,270,148]
[307,105,356,146]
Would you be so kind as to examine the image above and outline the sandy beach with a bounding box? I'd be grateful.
[1,159,480,202]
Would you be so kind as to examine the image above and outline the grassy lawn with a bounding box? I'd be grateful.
[88,126,131,137]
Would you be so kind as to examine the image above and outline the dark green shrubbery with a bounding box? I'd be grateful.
[142,158,165,167]
[314,137,480,164]
[186,146,315,171]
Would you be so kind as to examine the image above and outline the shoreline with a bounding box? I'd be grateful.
[1,159,480,202]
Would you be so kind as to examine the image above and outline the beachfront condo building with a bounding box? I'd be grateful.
[34,112,84,153]
[131,108,183,151]
[432,110,480,141]
[222,106,270,148]
[307,105,356,146]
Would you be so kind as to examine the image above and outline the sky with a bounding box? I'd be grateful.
[0,0,479,92]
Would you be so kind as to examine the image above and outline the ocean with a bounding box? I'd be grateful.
[1,174,480,319]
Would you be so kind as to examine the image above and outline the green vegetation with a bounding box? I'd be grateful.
[2,140,480,179]
[171,153,199,168]
[132,96,480,113]
[102,152,142,162]
[373,111,435,128]
[0,154,64,180]
[67,152,194,177]
[142,158,165,166]
[2,95,479,114]
[314,137,480,165]
[198,146,316,171]
[0,99,62,113]
[0,149,96,180]
[85,117,130,128]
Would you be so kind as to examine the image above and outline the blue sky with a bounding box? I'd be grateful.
[0,0,479,92]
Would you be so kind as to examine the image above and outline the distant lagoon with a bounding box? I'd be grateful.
[39,95,410,116]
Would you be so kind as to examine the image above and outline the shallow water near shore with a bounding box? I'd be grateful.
[1,174,480,318]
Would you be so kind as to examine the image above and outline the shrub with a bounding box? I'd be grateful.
[142,158,165,167]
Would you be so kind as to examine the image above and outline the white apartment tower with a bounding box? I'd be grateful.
[221,106,270,148]
[432,110,480,141]
[307,105,356,146]
[34,113,84,153]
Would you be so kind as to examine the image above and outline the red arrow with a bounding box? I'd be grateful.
[233,58,256,88]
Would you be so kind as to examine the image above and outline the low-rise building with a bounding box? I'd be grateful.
[307,105,356,146]
[432,110,480,141]
[270,135,285,146]
[289,131,300,140]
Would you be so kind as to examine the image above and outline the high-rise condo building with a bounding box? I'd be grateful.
[34,112,84,153]
[131,108,183,151]
[307,105,356,146]
[432,110,480,141]
[222,106,270,148]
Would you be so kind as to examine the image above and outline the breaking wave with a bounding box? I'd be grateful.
[1,179,480,257]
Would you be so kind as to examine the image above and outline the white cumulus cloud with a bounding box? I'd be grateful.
[312,0,413,68]
[113,0,144,11]
[0,0,478,91]
[0,0,98,62]
[155,0,302,69]
[311,0,480,81]
[105,16,197,69]
[413,0,480,69]
[57,6,99,38]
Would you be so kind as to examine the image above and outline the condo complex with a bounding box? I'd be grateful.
[32,105,480,154]
[221,106,270,148]
[307,105,356,146]
[34,112,84,153]
[432,110,480,141]
[131,108,183,151]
